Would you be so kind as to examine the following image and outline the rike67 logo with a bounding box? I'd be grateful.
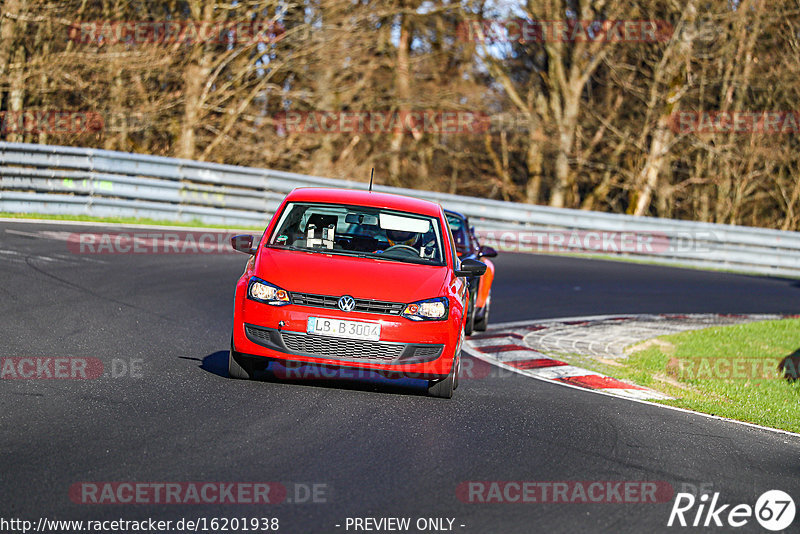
[668,490,795,531]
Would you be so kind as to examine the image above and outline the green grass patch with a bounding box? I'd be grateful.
[547,318,800,433]
[0,212,265,230]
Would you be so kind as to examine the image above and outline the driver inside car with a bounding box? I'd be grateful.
[375,229,421,255]
[386,229,419,247]
[377,229,440,260]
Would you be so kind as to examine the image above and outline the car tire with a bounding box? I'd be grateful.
[428,355,457,398]
[453,351,461,391]
[464,288,475,336]
[229,336,257,380]
[474,292,491,332]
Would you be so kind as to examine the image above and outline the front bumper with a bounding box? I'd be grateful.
[233,283,462,378]
[245,324,444,365]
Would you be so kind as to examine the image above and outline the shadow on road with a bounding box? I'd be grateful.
[185,351,433,397]
[180,351,229,377]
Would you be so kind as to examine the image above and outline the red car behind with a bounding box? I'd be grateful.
[229,187,486,398]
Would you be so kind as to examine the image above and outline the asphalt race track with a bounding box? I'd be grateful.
[1,220,799,534]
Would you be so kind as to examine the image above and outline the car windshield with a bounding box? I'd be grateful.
[268,202,446,266]
[445,212,470,256]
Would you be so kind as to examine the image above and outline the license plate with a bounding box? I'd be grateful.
[307,317,380,341]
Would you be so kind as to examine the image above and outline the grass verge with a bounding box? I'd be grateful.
[546,318,800,433]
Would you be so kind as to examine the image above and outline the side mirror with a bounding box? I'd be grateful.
[455,258,487,277]
[479,245,498,258]
[231,234,255,254]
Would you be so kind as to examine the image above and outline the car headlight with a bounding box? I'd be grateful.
[401,297,449,321]
[247,277,290,306]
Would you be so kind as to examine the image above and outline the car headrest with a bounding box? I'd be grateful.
[306,214,338,232]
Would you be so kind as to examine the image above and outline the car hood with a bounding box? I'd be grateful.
[254,248,449,302]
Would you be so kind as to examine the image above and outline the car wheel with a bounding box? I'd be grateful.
[474,291,491,332]
[228,336,257,380]
[453,351,461,391]
[428,356,457,398]
[464,288,475,336]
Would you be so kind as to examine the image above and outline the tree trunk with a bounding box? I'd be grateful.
[177,1,216,160]
[389,7,411,186]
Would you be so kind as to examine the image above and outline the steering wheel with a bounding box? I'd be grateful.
[383,244,419,256]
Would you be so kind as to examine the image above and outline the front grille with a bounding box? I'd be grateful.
[244,324,444,365]
[280,332,402,362]
[246,326,272,344]
[409,345,442,359]
[290,292,404,315]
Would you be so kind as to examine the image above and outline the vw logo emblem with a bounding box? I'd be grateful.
[337,295,356,312]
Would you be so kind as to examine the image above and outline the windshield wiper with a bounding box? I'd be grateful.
[371,254,439,266]
[266,244,315,253]
[267,244,439,265]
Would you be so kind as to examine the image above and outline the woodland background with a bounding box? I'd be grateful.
[1,0,799,230]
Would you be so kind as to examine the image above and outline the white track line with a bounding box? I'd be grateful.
[0,217,257,233]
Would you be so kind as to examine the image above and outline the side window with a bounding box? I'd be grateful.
[443,215,458,268]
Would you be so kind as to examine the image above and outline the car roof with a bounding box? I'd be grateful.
[286,187,442,217]
[444,208,467,220]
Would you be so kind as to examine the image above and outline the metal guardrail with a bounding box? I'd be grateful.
[2,141,799,277]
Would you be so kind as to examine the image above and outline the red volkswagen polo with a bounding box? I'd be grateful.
[229,187,486,398]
